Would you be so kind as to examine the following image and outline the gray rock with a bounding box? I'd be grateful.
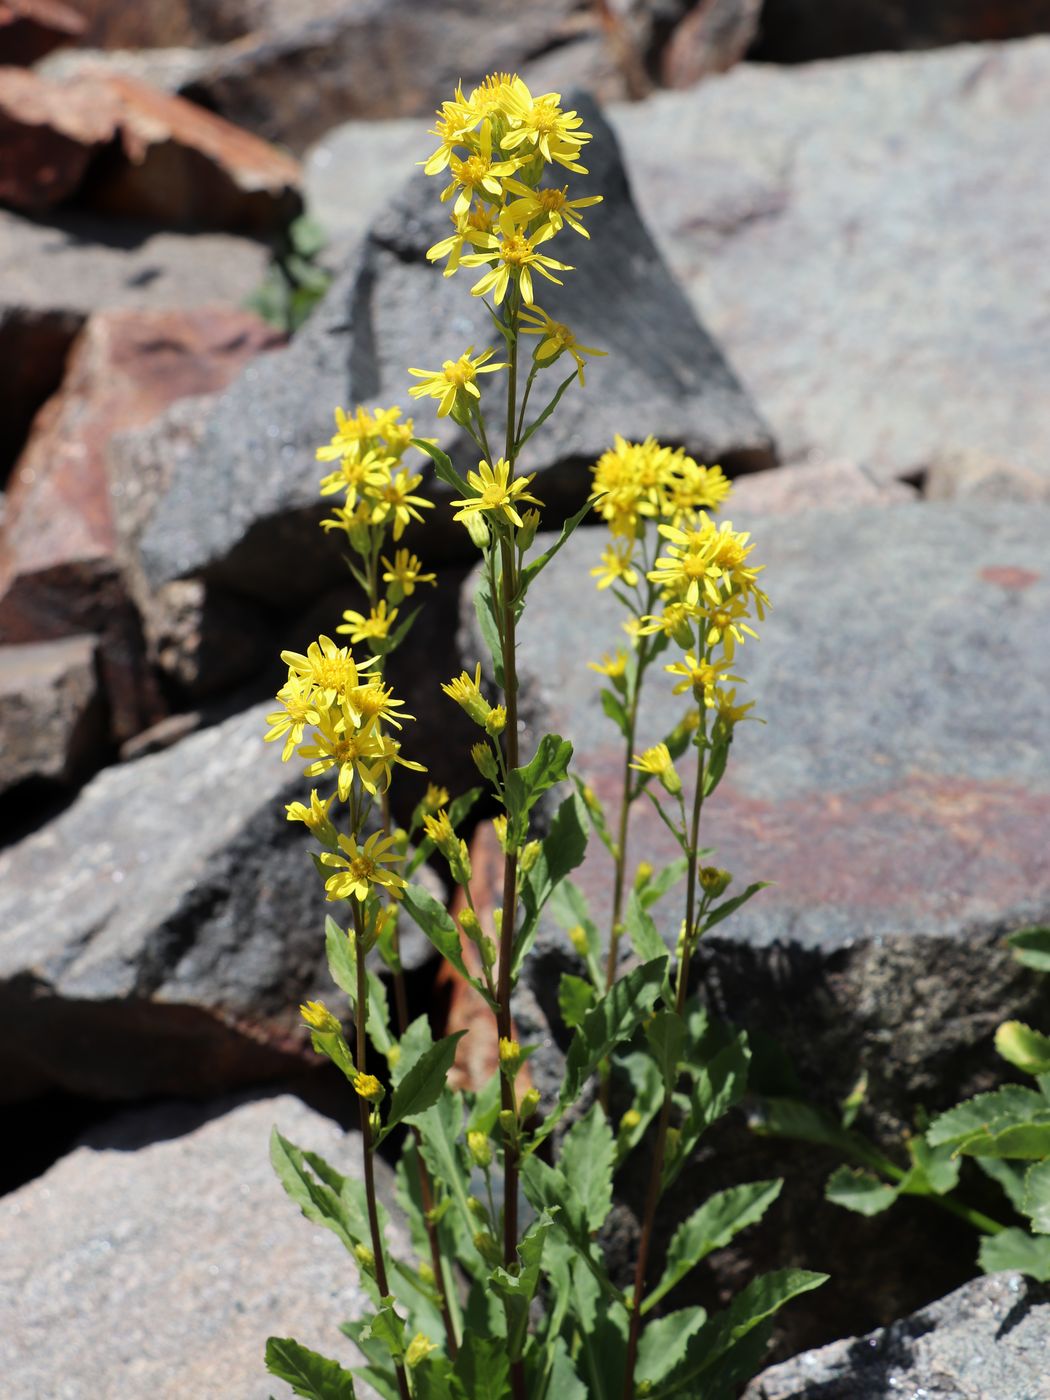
[129,95,773,610]
[467,500,1050,1352]
[0,697,439,1101]
[0,207,270,471]
[0,1093,404,1400]
[0,635,106,798]
[924,447,1050,504]
[744,1272,1050,1400]
[608,38,1050,484]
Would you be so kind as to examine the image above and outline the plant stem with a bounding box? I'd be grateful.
[352,900,412,1400]
[498,300,527,1400]
[622,736,706,1400]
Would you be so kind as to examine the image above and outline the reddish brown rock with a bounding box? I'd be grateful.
[83,71,303,232]
[0,64,119,211]
[662,0,762,87]
[0,0,84,65]
[0,634,105,797]
[0,306,283,739]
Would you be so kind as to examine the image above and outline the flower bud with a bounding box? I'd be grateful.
[385,1043,401,1071]
[459,907,483,943]
[485,704,507,737]
[633,861,654,890]
[354,1243,375,1277]
[498,1109,517,1138]
[519,840,541,873]
[464,512,490,549]
[468,1129,493,1168]
[299,1000,341,1034]
[471,741,499,781]
[568,924,590,958]
[478,935,497,971]
[353,1073,385,1104]
[699,866,733,898]
[449,838,473,887]
[405,1333,436,1369]
[518,507,541,550]
[418,1262,435,1287]
[498,1038,522,1076]
[473,1230,502,1267]
[519,1088,541,1120]
[619,1108,641,1135]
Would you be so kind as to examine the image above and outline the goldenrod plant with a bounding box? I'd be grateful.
[263,73,825,1400]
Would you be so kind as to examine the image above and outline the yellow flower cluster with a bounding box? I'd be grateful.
[421,73,605,376]
[265,635,424,897]
[590,435,732,545]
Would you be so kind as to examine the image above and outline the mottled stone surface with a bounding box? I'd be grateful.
[0,1094,400,1399]
[130,96,773,610]
[609,38,1050,484]
[0,634,104,796]
[0,207,270,470]
[0,698,439,1101]
[0,63,118,211]
[745,1272,1050,1400]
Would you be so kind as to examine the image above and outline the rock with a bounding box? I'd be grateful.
[727,456,915,516]
[0,305,283,739]
[0,635,105,797]
[465,500,1050,1351]
[751,0,1050,62]
[609,38,1050,484]
[63,0,252,48]
[0,698,440,1102]
[0,63,120,212]
[127,94,773,614]
[0,1093,405,1398]
[118,707,201,761]
[0,206,272,472]
[744,1272,1050,1399]
[924,447,1050,504]
[662,0,763,87]
[303,115,426,256]
[0,0,84,66]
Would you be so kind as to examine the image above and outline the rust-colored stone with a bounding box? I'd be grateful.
[0,64,119,211]
[0,305,283,738]
[0,0,85,65]
[980,565,1041,590]
[662,0,762,88]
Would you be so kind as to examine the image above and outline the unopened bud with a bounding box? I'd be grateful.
[620,1108,641,1135]
[405,1333,436,1369]
[479,935,497,970]
[418,1262,435,1287]
[498,1109,517,1138]
[459,908,483,943]
[385,1043,401,1070]
[468,1129,493,1168]
[467,1195,488,1219]
[471,741,499,781]
[499,1038,522,1076]
[568,924,589,958]
[518,508,541,550]
[473,1230,502,1267]
[299,1000,341,1034]
[519,839,541,873]
[485,705,507,737]
[519,1088,540,1119]
[699,866,732,898]
[353,1073,385,1104]
[633,861,654,890]
[449,838,472,887]
[665,1127,681,1160]
[464,512,490,549]
[354,1243,375,1277]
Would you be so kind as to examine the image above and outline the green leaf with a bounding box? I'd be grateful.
[572,772,616,858]
[518,495,592,596]
[625,889,668,966]
[531,1336,587,1400]
[643,1180,784,1314]
[359,1304,406,1360]
[269,1130,363,1255]
[504,733,573,834]
[548,878,604,987]
[535,957,668,1144]
[702,882,771,934]
[377,1032,466,1143]
[413,1356,462,1400]
[559,1102,616,1231]
[453,1335,511,1399]
[401,883,496,1009]
[414,1093,475,1239]
[265,1337,357,1399]
[927,1085,1050,1157]
[647,1010,686,1090]
[490,1214,555,1359]
[473,568,505,689]
[325,916,356,997]
[997,1021,1050,1076]
[599,687,630,738]
[825,1166,900,1217]
[1024,1159,1050,1233]
[616,1051,663,1161]
[905,1135,961,1196]
[668,1031,750,1189]
[514,368,578,451]
[976,1156,1029,1212]
[559,972,596,1030]
[648,1269,828,1399]
[639,857,689,910]
[636,1310,706,1387]
[979,1227,1050,1281]
[1007,925,1050,971]
[413,437,471,494]
[752,1096,879,1162]
[390,1014,433,1087]
[516,791,589,974]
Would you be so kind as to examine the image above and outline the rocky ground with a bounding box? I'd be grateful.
[2,2,1049,1395]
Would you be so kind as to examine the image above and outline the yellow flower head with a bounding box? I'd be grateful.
[520,304,606,385]
[499,83,593,171]
[405,1334,436,1370]
[422,808,456,852]
[665,651,738,701]
[590,541,638,592]
[371,467,432,541]
[353,1072,385,1104]
[710,686,759,727]
[280,634,378,710]
[588,648,628,680]
[300,1000,341,1033]
[630,742,682,796]
[590,435,672,541]
[461,207,573,306]
[422,782,450,812]
[338,600,398,646]
[382,548,436,598]
[503,179,603,239]
[321,830,408,903]
[408,346,506,418]
[442,662,493,726]
[265,673,322,761]
[285,789,338,845]
[450,456,543,530]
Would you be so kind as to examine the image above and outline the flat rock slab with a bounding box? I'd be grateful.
[0,1094,400,1399]
[130,95,773,609]
[485,499,1050,1116]
[0,698,437,1101]
[0,634,104,797]
[744,1272,1050,1400]
[609,37,1050,484]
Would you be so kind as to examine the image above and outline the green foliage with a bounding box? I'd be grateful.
[1006,925,1050,971]
[247,216,333,334]
[375,1032,467,1145]
[265,1336,357,1399]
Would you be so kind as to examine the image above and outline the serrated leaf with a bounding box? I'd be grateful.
[413,437,471,494]
[752,1096,882,1162]
[413,1356,462,1400]
[453,1335,510,1399]
[559,972,595,1030]
[927,1086,1050,1154]
[996,1021,1050,1076]
[269,1130,362,1255]
[648,1269,828,1399]
[979,1227,1050,1281]
[377,1032,466,1142]
[825,1166,900,1217]
[647,1010,686,1090]
[490,1214,555,1358]
[1007,925,1050,971]
[976,1156,1029,1212]
[504,733,573,833]
[414,1093,474,1240]
[643,1180,784,1313]
[265,1337,357,1399]
[390,1014,433,1088]
[1023,1159,1050,1233]
[518,495,592,595]
[636,1309,706,1387]
[559,1103,615,1231]
[905,1136,961,1196]
[702,882,771,933]
[530,1335,587,1400]
[400,883,495,1009]
[359,1304,406,1360]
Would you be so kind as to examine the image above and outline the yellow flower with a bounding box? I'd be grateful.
[665,651,737,701]
[408,346,506,418]
[442,661,493,726]
[338,600,398,645]
[280,635,376,710]
[405,1333,436,1369]
[492,814,510,852]
[653,514,765,609]
[440,118,521,216]
[317,447,392,502]
[299,713,390,801]
[315,405,376,463]
[450,456,543,529]
[590,435,672,540]
[285,789,338,845]
[710,686,759,726]
[461,207,573,306]
[346,677,413,731]
[371,467,432,540]
[426,205,497,277]
[700,595,759,660]
[422,808,456,852]
[630,743,682,796]
[590,541,638,591]
[664,457,732,518]
[300,1000,341,1033]
[422,782,450,811]
[321,830,408,902]
[353,1072,385,1103]
[519,304,605,385]
[500,83,593,171]
[265,673,321,761]
[381,548,436,597]
[588,648,628,679]
[503,179,602,238]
